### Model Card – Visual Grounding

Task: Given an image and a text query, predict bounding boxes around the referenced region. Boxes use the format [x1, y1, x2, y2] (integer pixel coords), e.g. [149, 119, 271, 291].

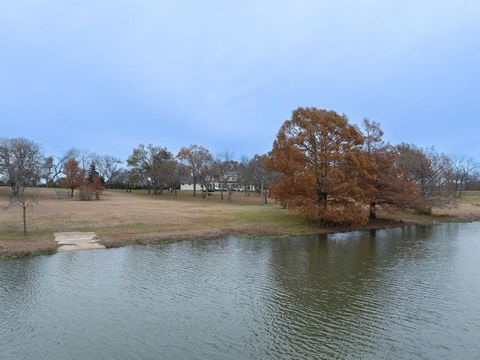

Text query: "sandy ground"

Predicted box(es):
[54, 232, 105, 251]
[1, 187, 479, 257]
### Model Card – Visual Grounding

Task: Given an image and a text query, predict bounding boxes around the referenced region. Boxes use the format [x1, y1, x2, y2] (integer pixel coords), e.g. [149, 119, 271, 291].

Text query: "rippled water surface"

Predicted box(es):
[1, 223, 480, 359]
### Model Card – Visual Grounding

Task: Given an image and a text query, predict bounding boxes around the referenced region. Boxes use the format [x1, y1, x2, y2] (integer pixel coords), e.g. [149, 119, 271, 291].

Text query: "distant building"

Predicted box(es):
[180, 171, 255, 192]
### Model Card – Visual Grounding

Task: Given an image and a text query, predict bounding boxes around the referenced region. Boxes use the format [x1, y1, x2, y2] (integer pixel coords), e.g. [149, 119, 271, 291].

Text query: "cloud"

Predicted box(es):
[0, 0, 478, 158]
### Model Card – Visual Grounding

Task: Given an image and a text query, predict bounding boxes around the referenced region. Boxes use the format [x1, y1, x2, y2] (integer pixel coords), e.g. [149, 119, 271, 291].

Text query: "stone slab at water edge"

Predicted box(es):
[54, 232, 105, 251]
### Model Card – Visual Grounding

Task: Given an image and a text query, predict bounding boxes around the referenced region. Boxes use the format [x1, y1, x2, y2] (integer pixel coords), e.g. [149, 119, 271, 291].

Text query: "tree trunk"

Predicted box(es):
[22, 204, 27, 236]
[193, 178, 197, 197]
[220, 186, 224, 200]
[11, 184, 19, 196]
[316, 181, 327, 218]
[369, 202, 377, 219]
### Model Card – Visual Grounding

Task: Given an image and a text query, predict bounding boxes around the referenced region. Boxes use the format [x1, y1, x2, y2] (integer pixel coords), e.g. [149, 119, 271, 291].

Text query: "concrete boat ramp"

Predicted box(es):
[54, 232, 105, 252]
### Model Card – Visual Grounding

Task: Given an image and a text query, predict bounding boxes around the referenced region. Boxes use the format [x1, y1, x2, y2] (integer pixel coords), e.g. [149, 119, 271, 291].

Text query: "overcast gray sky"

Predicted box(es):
[1, 0, 479, 160]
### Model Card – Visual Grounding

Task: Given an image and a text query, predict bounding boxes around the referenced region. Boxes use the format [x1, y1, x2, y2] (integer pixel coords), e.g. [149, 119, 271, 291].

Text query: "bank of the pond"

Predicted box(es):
[1, 216, 476, 259]
[99, 218, 408, 248]
[1, 188, 480, 258]
[0, 233, 58, 258]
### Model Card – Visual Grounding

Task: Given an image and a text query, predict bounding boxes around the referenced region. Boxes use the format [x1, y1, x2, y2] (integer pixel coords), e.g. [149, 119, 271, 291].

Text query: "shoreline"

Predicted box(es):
[1, 215, 478, 259]
[2, 188, 479, 259]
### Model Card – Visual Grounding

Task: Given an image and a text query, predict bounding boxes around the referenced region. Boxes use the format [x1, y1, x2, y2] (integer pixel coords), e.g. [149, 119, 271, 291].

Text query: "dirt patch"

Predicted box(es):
[54, 232, 106, 251]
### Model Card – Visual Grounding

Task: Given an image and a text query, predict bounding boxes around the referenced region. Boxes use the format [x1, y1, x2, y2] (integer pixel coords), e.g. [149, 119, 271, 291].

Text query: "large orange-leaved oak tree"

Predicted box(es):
[266, 107, 375, 225]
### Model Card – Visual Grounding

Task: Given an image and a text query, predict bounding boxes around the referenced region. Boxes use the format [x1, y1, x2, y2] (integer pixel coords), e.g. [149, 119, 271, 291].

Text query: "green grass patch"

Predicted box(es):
[233, 205, 315, 233]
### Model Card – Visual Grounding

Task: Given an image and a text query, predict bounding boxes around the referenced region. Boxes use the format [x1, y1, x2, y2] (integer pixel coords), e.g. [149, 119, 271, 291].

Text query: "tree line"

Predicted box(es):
[33, 144, 276, 203]
[1, 106, 479, 231]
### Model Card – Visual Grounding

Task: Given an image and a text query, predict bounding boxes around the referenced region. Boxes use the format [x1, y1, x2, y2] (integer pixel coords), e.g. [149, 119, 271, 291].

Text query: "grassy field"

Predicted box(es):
[1, 187, 480, 257]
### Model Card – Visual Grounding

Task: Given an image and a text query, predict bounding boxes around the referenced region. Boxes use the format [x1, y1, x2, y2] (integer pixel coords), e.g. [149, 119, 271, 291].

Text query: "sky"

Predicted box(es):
[0, 0, 479, 161]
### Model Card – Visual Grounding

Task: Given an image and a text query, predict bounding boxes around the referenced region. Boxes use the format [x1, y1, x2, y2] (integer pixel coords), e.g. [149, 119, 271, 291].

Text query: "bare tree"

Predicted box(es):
[175, 163, 191, 196]
[79, 152, 95, 172]
[215, 151, 236, 201]
[197, 152, 216, 199]
[41, 148, 80, 186]
[41, 156, 56, 186]
[465, 171, 480, 191]
[237, 156, 253, 196]
[127, 145, 154, 193]
[0, 138, 43, 196]
[96, 155, 123, 188]
[449, 155, 479, 198]
[108, 168, 130, 191]
[395, 144, 450, 198]
[249, 154, 276, 205]
[0, 138, 43, 236]
[127, 144, 176, 194]
[125, 168, 143, 192]
[164, 158, 181, 196]
[3, 190, 38, 236]
[178, 145, 214, 198]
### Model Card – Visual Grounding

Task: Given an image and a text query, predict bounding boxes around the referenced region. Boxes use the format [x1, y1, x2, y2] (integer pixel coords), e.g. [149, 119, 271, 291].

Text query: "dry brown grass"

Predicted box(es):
[1, 186, 479, 257]
[0, 187, 309, 256]
[379, 192, 480, 224]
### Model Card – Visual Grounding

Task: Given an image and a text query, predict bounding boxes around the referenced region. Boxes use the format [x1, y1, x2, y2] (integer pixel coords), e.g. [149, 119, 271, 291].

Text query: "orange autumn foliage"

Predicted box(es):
[61, 159, 83, 197]
[266, 108, 375, 225]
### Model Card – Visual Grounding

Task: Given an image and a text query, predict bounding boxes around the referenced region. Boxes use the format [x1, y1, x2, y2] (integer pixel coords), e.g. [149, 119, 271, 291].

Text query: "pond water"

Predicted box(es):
[1, 223, 480, 359]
